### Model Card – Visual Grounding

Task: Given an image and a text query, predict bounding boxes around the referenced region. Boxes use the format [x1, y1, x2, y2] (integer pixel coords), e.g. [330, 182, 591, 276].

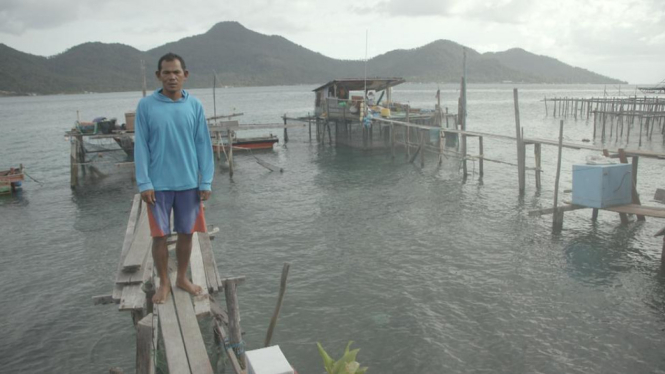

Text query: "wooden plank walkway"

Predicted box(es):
[101, 194, 225, 374]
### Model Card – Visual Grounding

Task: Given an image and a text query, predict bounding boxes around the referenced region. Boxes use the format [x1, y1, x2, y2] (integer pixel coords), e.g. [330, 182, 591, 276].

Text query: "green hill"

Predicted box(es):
[0, 21, 626, 96]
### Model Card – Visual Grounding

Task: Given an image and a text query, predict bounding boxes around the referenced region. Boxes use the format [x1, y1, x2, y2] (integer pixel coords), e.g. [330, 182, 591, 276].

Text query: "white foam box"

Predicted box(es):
[246, 345, 294, 374]
[572, 163, 632, 208]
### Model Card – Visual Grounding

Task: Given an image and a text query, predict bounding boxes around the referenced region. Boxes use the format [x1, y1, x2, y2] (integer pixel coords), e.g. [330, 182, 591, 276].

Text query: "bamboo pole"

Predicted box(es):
[264, 263, 291, 347]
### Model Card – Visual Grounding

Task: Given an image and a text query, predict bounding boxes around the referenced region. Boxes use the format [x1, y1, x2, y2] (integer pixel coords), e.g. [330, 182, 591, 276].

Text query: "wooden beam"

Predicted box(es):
[122, 205, 151, 272]
[190, 233, 211, 317]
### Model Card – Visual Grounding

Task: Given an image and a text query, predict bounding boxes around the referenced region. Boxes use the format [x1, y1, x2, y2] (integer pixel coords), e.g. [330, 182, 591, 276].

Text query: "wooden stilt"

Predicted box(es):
[283, 115, 289, 143]
[420, 130, 425, 168]
[592, 208, 599, 221]
[514, 89, 525, 195]
[228, 129, 234, 177]
[553, 120, 565, 231]
[631, 155, 645, 221]
[479, 136, 484, 177]
[391, 124, 395, 159]
[534, 142, 541, 189]
[223, 277, 246, 369]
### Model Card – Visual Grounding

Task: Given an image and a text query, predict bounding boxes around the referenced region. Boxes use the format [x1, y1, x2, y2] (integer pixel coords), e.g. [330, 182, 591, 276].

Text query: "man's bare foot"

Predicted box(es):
[176, 277, 203, 296]
[152, 280, 171, 304]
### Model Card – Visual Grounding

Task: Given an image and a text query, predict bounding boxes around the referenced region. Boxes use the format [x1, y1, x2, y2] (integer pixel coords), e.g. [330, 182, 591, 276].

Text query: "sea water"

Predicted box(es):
[1, 84, 665, 373]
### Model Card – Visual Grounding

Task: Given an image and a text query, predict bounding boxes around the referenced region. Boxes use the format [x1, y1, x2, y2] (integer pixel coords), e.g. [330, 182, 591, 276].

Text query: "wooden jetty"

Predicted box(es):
[94, 194, 249, 374]
[543, 96, 665, 145]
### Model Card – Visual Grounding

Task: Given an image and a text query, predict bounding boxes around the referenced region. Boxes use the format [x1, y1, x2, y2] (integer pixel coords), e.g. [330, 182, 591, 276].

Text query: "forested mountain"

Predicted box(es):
[0, 21, 625, 96]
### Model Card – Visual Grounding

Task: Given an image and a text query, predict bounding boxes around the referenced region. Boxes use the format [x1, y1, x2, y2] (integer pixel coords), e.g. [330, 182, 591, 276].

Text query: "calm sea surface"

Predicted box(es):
[1, 84, 665, 374]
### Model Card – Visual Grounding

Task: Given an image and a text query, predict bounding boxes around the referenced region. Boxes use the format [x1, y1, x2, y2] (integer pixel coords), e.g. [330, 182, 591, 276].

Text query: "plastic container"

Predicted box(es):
[380, 107, 391, 117]
[572, 163, 632, 208]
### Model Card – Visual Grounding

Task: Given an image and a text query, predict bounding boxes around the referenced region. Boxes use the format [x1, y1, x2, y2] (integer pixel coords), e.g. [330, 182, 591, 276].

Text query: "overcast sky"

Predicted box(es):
[1, 0, 663, 84]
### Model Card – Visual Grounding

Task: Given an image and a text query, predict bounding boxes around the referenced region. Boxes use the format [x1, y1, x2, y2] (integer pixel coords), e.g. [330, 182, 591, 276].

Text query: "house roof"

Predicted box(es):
[313, 78, 406, 93]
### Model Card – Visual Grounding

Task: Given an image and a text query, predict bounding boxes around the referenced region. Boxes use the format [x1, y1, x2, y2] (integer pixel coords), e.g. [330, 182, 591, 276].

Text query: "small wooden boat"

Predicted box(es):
[0, 165, 25, 194]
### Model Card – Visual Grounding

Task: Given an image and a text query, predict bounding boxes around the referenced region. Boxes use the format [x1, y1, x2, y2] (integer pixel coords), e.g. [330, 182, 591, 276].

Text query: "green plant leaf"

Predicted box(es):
[356, 366, 369, 374]
[317, 342, 335, 373]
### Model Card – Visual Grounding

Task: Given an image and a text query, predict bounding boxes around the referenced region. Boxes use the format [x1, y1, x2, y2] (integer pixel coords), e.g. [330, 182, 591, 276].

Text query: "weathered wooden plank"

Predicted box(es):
[157, 286, 191, 374]
[136, 313, 154, 374]
[113, 195, 142, 301]
[198, 232, 220, 293]
[190, 233, 211, 317]
[604, 204, 665, 218]
[528, 204, 589, 217]
[172, 280, 214, 374]
[119, 284, 145, 311]
[123, 204, 151, 271]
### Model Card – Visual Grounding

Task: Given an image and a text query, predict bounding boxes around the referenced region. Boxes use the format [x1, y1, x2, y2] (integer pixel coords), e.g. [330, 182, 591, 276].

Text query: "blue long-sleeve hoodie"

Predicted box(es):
[134, 89, 214, 192]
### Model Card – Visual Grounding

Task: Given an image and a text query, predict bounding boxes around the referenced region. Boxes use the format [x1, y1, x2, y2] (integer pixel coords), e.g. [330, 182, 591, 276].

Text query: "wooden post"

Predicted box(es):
[631, 155, 645, 221]
[264, 263, 291, 347]
[224, 278, 246, 368]
[615, 149, 632, 223]
[461, 133, 467, 176]
[391, 124, 395, 159]
[553, 120, 565, 231]
[216, 131, 221, 161]
[479, 136, 484, 177]
[136, 313, 154, 374]
[327, 122, 332, 145]
[228, 129, 234, 177]
[553, 99, 557, 117]
[316, 117, 320, 142]
[308, 113, 312, 141]
[420, 130, 425, 168]
[592, 208, 599, 221]
[405, 123, 410, 159]
[534, 142, 541, 189]
[514, 89, 525, 195]
[70, 135, 79, 188]
[544, 96, 548, 117]
[283, 115, 289, 143]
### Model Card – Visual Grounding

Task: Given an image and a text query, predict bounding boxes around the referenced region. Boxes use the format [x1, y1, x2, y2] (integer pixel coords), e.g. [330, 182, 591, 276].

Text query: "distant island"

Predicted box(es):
[0, 21, 626, 96]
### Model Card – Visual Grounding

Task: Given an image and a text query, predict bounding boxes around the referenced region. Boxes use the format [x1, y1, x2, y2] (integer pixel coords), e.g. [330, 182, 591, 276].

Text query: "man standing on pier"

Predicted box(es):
[134, 52, 214, 304]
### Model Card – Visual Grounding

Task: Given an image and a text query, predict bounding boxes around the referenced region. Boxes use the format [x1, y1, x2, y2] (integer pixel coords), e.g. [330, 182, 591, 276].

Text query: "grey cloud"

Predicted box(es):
[353, 0, 453, 17]
[0, 0, 82, 34]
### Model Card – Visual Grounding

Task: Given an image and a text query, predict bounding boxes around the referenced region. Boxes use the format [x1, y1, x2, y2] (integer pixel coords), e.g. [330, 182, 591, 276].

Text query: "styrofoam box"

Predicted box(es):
[246, 345, 294, 374]
[572, 163, 632, 208]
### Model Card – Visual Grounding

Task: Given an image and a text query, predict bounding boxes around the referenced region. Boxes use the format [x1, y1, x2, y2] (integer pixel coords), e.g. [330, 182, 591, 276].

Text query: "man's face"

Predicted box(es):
[156, 59, 188, 95]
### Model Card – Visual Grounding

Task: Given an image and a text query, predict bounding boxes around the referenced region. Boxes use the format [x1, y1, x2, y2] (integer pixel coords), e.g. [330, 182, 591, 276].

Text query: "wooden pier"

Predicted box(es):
[543, 96, 665, 144]
[94, 195, 249, 374]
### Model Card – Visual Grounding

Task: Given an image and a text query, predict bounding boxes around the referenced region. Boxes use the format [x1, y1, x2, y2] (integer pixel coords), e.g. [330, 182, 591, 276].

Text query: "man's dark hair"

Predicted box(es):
[157, 52, 186, 71]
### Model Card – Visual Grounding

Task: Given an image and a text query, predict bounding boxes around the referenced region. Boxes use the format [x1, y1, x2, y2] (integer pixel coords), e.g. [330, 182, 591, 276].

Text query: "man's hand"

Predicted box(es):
[141, 190, 156, 205]
[199, 190, 211, 201]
